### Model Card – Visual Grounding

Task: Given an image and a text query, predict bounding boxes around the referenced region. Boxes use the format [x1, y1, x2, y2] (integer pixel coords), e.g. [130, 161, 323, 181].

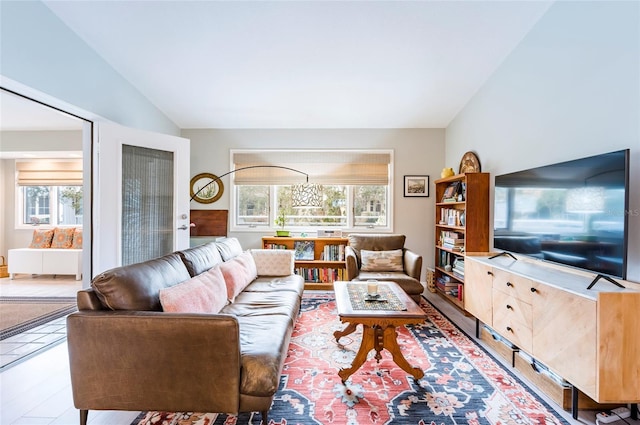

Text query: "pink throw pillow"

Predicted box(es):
[159, 266, 228, 313]
[51, 227, 76, 248]
[29, 229, 55, 248]
[220, 252, 257, 302]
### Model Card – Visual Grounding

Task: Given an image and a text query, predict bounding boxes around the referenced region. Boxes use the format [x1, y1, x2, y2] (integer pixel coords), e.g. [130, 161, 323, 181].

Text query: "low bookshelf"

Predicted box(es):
[262, 236, 348, 290]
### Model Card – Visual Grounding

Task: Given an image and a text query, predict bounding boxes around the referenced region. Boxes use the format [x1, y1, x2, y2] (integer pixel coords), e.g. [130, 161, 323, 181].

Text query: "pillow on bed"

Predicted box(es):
[29, 229, 55, 249]
[360, 249, 404, 272]
[159, 266, 228, 313]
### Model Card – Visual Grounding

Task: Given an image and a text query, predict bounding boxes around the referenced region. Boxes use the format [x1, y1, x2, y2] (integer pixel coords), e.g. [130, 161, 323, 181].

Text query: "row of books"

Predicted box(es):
[320, 244, 346, 261]
[264, 243, 288, 250]
[295, 267, 346, 283]
[452, 258, 465, 280]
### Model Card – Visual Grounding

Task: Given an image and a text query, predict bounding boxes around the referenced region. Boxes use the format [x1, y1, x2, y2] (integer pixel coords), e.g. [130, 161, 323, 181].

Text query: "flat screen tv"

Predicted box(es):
[493, 149, 629, 279]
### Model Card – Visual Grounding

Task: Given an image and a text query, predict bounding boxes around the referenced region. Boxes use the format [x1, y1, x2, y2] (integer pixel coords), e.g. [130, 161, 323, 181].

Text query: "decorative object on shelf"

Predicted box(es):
[441, 181, 461, 202]
[294, 240, 315, 260]
[459, 151, 481, 173]
[190, 173, 224, 204]
[440, 167, 455, 178]
[404, 175, 429, 197]
[274, 209, 290, 237]
[190, 165, 322, 208]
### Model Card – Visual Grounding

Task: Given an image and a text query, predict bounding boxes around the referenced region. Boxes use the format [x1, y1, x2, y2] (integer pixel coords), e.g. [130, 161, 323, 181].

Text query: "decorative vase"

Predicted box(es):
[441, 167, 455, 178]
[276, 230, 290, 237]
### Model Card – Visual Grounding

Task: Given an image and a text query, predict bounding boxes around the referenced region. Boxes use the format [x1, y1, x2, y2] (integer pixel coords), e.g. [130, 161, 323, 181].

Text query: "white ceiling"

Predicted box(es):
[19, 1, 554, 130]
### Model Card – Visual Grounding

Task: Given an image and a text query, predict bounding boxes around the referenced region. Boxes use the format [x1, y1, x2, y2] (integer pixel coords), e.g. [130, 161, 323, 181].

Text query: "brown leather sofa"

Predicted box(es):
[66, 238, 303, 425]
[346, 234, 424, 303]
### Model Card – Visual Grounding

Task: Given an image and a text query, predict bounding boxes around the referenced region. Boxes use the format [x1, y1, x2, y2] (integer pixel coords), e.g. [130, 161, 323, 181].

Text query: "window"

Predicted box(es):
[20, 185, 83, 226]
[16, 159, 83, 228]
[231, 150, 392, 231]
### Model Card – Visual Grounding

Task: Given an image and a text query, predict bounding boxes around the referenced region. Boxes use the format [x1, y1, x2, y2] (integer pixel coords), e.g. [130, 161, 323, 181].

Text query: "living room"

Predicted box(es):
[1, 1, 638, 424]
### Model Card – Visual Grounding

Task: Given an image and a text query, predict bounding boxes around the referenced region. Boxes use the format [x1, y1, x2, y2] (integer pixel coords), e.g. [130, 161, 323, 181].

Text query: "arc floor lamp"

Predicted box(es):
[190, 165, 323, 208]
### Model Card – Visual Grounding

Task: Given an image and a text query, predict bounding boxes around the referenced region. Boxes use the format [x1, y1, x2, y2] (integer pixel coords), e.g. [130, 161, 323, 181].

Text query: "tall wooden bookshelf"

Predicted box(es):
[433, 173, 489, 310]
[261, 236, 349, 290]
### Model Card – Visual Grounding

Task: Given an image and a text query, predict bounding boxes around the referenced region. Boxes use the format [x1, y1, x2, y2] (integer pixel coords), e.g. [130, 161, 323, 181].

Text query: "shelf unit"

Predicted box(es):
[433, 172, 489, 310]
[261, 236, 349, 290]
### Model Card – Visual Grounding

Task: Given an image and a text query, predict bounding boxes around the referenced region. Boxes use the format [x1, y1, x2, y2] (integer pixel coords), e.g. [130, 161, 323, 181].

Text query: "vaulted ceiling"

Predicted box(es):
[8, 1, 554, 130]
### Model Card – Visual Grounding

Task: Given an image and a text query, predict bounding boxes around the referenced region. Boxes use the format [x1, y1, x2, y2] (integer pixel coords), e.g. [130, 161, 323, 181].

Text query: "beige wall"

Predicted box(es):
[183, 128, 445, 280]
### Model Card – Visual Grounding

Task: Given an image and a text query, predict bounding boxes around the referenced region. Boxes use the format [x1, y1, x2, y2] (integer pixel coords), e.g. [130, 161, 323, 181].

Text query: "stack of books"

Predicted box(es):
[452, 258, 465, 280]
[443, 236, 464, 251]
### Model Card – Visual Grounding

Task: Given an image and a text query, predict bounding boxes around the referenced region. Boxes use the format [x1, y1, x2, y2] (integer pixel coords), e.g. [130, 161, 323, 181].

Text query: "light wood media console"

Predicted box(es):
[465, 254, 639, 419]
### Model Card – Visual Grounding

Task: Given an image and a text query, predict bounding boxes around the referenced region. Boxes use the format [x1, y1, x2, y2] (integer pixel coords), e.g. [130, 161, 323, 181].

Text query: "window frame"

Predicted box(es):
[15, 185, 83, 230]
[230, 149, 394, 233]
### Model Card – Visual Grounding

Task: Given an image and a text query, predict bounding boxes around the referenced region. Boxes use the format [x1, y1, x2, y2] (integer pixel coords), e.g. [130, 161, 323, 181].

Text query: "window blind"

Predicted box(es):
[232, 150, 391, 185]
[16, 159, 83, 186]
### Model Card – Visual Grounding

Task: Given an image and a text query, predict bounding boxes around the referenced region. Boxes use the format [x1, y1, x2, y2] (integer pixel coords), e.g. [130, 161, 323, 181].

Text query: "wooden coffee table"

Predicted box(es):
[333, 281, 427, 382]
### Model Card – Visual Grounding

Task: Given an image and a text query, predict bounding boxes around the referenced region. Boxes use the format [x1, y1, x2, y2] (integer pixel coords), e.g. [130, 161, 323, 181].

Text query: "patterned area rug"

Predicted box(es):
[133, 293, 568, 425]
[0, 296, 76, 340]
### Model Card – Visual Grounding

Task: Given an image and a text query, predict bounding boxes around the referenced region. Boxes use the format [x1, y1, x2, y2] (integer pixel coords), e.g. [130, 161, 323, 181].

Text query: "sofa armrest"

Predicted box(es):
[403, 248, 422, 281]
[345, 246, 359, 280]
[67, 311, 242, 413]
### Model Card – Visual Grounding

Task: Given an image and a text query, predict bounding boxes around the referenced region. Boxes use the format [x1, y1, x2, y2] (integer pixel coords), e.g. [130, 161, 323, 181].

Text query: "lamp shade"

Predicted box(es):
[292, 183, 323, 208]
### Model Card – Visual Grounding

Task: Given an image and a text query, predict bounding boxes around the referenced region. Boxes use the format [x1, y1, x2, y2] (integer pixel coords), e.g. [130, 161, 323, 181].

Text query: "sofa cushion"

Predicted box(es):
[348, 234, 406, 266]
[159, 266, 228, 313]
[50, 227, 76, 248]
[221, 291, 301, 325]
[91, 253, 191, 311]
[235, 314, 293, 397]
[360, 249, 404, 272]
[216, 237, 243, 261]
[250, 249, 295, 276]
[220, 252, 257, 302]
[71, 229, 83, 249]
[243, 275, 305, 296]
[29, 229, 54, 248]
[179, 242, 223, 277]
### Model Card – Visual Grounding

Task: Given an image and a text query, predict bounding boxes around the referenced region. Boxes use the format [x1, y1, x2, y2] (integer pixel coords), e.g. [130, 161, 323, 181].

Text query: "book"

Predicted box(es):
[294, 240, 315, 260]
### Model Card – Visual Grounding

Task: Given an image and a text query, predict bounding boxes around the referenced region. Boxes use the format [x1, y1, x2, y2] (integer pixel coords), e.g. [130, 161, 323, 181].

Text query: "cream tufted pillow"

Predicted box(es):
[360, 249, 404, 272]
[250, 249, 295, 276]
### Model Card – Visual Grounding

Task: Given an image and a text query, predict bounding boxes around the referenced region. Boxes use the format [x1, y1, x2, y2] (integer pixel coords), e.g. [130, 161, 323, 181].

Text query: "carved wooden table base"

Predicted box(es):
[334, 321, 424, 382]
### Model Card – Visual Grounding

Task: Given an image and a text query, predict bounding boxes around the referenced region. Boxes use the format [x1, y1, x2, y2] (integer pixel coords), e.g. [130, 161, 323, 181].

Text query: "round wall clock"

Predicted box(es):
[190, 173, 224, 204]
[459, 151, 481, 174]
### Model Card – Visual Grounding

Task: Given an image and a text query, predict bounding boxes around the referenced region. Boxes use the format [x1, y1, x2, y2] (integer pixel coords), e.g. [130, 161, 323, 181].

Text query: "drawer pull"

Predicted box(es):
[506, 326, 513, 332]
[506, 304, 513, 310]
[506, 282, 513, 287]
[530, 287, 537, 293]
[487, 271, 493, 276]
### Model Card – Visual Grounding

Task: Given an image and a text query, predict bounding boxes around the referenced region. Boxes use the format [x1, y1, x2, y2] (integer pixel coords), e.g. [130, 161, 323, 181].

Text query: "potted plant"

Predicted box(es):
[274, 210, 290, 237]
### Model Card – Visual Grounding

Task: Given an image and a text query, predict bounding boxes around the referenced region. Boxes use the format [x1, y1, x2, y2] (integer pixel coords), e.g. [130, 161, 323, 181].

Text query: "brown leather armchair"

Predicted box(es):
[345, 234, 424, 303]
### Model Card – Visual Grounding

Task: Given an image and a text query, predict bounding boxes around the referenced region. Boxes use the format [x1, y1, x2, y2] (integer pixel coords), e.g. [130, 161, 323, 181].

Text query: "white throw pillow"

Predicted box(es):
[250, 249, 295, 276]
[360, 249, 404, 272]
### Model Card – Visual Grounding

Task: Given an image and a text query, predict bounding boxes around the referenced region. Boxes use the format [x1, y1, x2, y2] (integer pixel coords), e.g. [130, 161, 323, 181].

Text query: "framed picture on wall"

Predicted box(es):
[404, 175, 429, 197]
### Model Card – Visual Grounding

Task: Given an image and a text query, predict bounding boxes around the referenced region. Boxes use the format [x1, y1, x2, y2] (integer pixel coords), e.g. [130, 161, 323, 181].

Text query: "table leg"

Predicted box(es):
[334, 322, 358, 343]
[338, 325, 376, 383]
[382, 325, 424, 380]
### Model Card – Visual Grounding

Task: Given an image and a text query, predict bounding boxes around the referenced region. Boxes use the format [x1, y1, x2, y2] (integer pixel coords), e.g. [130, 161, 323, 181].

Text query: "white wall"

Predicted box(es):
[183, 128, 445, 279]
[0, 1, 178, 136]
[447, 1, 640, 282]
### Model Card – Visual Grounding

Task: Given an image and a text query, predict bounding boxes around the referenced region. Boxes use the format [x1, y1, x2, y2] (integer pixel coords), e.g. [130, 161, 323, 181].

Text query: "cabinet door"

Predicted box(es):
[464, 258, 493, 325]
[532, 282, 596, 399]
